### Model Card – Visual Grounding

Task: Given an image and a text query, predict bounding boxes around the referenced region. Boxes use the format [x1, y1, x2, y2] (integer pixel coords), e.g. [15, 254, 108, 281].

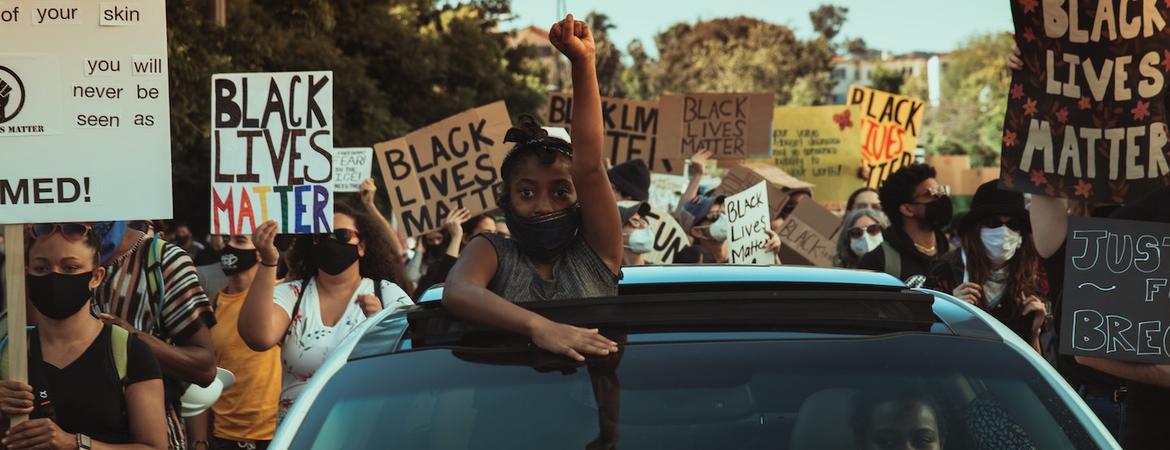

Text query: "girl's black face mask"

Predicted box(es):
[504, 204, 582, 263]
[27, 272, 93, 320]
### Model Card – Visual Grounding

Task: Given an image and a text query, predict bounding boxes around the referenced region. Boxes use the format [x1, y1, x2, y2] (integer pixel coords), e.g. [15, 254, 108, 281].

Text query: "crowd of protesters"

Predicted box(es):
[1, 15, 1169, 450]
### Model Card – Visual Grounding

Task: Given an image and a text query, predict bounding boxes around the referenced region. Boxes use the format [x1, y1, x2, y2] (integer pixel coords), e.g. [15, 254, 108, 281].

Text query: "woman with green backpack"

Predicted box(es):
[0, 223, 167, 449]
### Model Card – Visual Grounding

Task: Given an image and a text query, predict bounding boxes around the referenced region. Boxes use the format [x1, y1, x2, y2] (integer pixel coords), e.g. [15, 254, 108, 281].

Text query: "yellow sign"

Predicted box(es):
[847, 85, 925, 188]
[756, 105, 864, 207]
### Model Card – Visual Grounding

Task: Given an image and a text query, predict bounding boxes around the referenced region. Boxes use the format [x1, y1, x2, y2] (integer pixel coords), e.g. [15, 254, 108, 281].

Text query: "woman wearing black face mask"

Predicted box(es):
[443, 14, 622, 362]
[238, 204, 414, 420]
[0, 224, 167, 449]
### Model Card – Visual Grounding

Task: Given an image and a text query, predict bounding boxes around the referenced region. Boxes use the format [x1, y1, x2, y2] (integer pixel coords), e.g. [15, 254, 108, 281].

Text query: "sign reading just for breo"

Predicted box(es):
[1001, 0, 1170, 203]
[1061, 217, 1170, 364]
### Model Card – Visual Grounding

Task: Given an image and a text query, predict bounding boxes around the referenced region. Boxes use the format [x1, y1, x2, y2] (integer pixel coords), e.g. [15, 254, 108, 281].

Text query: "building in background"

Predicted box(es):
[829, 52, 950, 104]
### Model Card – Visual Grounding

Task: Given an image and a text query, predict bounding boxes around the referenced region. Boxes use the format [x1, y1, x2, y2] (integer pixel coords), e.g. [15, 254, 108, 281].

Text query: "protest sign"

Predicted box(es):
[643, 204, 688, 265]
[545, 92, 681, 174]
[374, 102, 512, 237]
[210, 71, 334, 235]
[765, 105, 864, 207]
[711, 163, 809, 218]
[775, 200, 841, 267]
[1000, 1, 1170, 203]
[0, 2, 172, 223]
[1061, 217, 1170, 363]
[847, 85, 925, 188]
[333, 148, 374, 193]
[658, 93, 775, 160]
[725, 181, 771, 264]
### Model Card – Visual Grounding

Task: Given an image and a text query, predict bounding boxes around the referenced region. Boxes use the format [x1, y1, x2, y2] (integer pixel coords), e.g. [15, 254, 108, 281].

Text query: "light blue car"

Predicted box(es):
[270, 265, 1120, 450]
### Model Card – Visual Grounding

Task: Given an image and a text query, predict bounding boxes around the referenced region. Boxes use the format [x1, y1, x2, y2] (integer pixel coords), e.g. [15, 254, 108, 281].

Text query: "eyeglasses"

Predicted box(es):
[312, 228, 360, 244]
[981, 216, 1026, 231]
[847, 224, 884, 239]
[627, 216, 649, 229]
[29, 223, 92, 242]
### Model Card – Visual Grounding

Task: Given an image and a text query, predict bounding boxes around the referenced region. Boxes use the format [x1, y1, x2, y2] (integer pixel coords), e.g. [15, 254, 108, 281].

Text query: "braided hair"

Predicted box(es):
[498, 115, 574, 208]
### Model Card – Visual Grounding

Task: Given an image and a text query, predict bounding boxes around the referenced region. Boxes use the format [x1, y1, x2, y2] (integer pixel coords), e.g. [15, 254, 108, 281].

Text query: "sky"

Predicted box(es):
[498, 0, 1012, 57]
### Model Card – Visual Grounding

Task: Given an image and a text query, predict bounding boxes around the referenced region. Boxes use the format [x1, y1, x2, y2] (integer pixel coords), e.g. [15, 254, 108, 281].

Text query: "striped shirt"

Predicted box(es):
[95, 234, 216, 341]
[94, 233, 215, 450]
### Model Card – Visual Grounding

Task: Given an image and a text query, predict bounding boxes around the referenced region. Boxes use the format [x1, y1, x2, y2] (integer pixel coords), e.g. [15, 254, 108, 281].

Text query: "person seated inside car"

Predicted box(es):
[852, 390, 945, 450]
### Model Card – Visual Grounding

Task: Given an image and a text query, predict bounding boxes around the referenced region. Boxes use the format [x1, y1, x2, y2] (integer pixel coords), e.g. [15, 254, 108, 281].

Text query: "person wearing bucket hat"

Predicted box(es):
[618, 201, 653, 266]
[608, 159, 650, 202]
[680, 194, 729, 263]
[0, 224, 166, 449]
[927, 181, 1046, 352]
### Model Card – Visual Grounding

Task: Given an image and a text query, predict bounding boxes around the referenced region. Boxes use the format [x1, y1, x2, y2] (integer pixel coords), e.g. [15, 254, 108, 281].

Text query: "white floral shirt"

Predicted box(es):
[273, 278, 412, 418]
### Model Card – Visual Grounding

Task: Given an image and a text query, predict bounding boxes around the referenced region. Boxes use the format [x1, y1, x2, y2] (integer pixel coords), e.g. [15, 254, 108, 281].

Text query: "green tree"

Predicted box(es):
[808, 4, 848, 41]
[867, 65, 905, 94]
[921, 32, 1014, 167]
[165, 0, 545, 234]
[621, 39, 654, 100]
[586, 12, 626, 97]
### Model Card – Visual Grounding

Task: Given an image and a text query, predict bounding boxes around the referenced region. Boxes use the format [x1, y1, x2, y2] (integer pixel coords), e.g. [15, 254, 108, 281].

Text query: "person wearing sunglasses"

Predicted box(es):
[927, 181, 1046, 352]
[443, 15, 622, 362]
[0, 224, 167, 450]
[239, 203, 414, 420]
[834, 208, 890, 269]
[858, 164, 954, 287]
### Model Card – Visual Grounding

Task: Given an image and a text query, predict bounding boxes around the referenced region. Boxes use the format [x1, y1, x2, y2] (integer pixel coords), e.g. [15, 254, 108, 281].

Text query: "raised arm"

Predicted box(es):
[238, 220, 291, 351]
[550, 14, 622, 275]
[442, 238, 618, 361]
[676, 149, 712, 213]
[361, 178, 405, 259]
[1029, 195, 1068, 258]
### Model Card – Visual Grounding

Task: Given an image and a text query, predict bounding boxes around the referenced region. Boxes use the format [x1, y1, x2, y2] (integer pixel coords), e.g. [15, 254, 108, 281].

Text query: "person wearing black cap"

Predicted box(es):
[679, 194, 728, 263]
[618, 201, 653, 266]
[928, 181, 1047, 351]
[857, 163, 953, 287]
[608, 159, 650, 202]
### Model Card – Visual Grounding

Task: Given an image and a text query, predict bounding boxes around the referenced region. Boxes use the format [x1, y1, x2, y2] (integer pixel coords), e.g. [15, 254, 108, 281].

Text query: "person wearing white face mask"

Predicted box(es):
[618, 201, 654, 266]
[929, 181, 1048, 352]
[834, 208, 891, 269]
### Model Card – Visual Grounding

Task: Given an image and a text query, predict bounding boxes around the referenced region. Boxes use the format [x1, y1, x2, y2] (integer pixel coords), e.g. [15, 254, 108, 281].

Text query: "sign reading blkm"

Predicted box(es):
[1062, 217, 1170, 364]
[210, 71, 335, 235]
[0, 2, 172, 223]
[544, 93, 680, 174]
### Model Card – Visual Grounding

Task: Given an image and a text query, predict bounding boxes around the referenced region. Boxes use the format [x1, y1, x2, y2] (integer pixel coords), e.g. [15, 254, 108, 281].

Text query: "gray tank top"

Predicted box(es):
[482, 233, 619, 303]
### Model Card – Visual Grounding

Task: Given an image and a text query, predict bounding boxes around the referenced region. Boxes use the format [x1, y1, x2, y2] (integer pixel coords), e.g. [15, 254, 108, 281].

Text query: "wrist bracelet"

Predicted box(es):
[261, 260, 279, 267]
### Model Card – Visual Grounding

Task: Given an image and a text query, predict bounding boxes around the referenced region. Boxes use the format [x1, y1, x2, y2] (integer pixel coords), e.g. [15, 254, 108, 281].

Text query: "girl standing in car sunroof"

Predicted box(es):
[443, 14, 621, 361]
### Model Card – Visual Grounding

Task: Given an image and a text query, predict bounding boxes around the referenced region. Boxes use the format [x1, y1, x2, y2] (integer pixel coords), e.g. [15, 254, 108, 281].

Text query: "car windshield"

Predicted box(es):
[289, 334, 1101, 450]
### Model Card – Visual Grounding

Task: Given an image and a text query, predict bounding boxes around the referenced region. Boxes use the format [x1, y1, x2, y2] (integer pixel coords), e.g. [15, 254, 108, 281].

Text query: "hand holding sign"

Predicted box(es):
[549, 14, 594, 63]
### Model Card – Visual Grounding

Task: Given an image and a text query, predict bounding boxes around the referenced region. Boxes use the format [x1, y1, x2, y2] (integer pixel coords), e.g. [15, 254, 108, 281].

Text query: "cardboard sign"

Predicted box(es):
[210, 71, 334, 235]
[775, 200, 841, 267]
[545, 93, 681, 175]
[333, 148, 374, 193]
[0, 2, 172, 223]
[847, 85, 925, 188]
[765, 105, 864, 206]
[374, 102, 512, 237]
[711, 163, 810, 218]
[725, 181, 771, 264]
[643, 204, 688, 265]
[1000, 1, 1170, 203]
[658, 93, 775, 160]
[1061, 217, 1170, 363]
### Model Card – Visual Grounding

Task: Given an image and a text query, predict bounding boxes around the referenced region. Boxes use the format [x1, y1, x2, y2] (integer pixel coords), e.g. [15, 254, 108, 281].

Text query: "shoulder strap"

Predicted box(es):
[110, 325, 129, 383]
[373, 279, 385, 304]
[144, 238, 167, 336]
[283, 278, 311, 340]
[882, 241, 902, 280]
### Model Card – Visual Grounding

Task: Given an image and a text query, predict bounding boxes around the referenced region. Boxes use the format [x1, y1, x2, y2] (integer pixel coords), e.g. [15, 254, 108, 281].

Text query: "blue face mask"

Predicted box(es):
[91, 221, 130, 264]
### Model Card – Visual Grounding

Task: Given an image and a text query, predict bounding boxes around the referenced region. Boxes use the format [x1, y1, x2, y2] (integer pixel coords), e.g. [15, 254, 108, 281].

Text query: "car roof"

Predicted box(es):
[354, 265, 1001, 361]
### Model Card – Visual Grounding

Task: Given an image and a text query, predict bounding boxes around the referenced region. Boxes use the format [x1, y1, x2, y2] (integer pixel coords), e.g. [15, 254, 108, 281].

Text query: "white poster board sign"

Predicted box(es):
[0, 2, 172, 223]
[210, 71, 334, 235]
[725, 180, 770, 265]
[333, 147, 373, 193]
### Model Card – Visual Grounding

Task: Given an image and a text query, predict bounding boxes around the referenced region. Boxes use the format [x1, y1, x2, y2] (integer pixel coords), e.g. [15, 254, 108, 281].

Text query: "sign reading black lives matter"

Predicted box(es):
[1061, 217, 1170, 364]
[374, 102, 512, 237]
[0, 2, 171, 223]
[211, 71, 334, 235]
[1001, 0, 1170, 203]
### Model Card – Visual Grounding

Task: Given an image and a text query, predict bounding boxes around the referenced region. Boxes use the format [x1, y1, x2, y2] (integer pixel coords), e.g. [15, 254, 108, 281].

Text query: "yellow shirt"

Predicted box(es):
[210, 288, 281, 441]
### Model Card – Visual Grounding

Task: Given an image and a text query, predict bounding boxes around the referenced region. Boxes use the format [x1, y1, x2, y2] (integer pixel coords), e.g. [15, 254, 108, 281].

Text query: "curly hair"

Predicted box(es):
[497, 115, 574, 209]
[878, 163, 937, 227]
[286, 202, 414, 294]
